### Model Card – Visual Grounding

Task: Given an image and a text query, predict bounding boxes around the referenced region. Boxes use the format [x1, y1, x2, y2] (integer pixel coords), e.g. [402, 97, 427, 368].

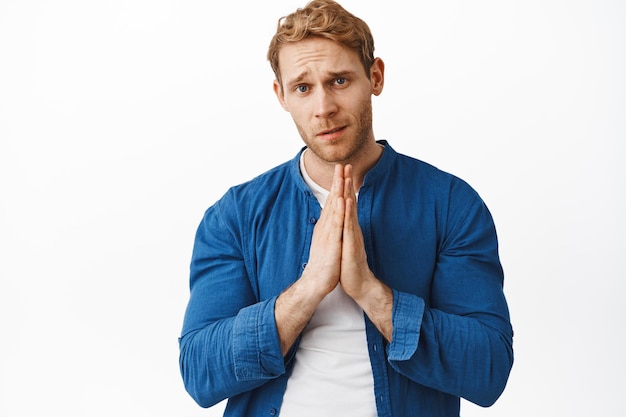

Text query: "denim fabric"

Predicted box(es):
[179, 141, 513, 417]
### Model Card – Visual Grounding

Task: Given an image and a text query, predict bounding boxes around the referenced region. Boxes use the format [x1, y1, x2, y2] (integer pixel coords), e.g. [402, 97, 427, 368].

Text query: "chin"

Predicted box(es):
[313, 146, 359, 165]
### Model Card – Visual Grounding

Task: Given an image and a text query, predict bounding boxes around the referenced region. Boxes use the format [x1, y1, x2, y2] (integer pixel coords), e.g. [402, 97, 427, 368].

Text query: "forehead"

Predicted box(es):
[278, 37, 364, 82]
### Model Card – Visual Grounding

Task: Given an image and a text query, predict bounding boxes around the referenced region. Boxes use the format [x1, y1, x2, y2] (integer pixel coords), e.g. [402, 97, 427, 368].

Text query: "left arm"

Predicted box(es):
[341, 169, 513, 407]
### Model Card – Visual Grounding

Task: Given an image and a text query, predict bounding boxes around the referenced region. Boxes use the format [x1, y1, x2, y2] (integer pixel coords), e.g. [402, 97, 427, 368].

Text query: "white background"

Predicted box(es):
[1, 1, 624, 416]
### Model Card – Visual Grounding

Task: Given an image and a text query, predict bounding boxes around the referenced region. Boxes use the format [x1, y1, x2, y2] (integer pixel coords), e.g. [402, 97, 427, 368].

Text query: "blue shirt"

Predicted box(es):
[179, 141, 513, 417]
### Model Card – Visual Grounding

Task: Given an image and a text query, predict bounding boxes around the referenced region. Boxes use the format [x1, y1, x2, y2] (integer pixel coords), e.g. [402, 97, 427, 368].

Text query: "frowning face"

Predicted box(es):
[274, 37, 384, 167]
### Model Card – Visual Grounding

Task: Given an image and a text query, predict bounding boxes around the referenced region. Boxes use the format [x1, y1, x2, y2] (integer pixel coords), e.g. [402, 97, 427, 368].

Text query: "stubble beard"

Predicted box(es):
[297, 100, 374, 166]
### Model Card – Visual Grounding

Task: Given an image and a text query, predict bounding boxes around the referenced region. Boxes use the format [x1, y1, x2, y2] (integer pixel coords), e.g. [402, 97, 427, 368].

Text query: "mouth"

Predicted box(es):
[317, 126, 346, 139]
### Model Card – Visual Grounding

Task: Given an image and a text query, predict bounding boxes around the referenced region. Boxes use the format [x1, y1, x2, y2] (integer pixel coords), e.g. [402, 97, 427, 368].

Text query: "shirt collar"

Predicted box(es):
[289, 140, 396, 194]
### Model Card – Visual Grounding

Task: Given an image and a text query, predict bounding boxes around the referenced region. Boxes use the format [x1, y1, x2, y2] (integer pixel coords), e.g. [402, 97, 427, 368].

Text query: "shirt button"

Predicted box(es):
[269, 408, 277, 416]
[308, 217, 317, 224]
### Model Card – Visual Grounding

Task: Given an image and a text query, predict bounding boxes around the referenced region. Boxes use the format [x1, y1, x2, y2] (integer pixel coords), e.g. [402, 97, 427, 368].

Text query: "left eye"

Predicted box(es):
[336, 78, 347, 85]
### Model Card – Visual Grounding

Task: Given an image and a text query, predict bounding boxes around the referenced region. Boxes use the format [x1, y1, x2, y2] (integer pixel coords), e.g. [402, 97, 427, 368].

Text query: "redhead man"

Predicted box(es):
[179, 1, 513, 416]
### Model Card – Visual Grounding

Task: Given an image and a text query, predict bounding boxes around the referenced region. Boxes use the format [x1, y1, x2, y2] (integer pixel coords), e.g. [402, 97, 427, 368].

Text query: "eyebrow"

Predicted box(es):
[285, 72, 309, 89]
[285, 70, 358, 89]
[328, 70, 356, 80]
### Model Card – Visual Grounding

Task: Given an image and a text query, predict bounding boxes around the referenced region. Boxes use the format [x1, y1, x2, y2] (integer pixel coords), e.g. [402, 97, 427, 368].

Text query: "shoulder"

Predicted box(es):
[195, 159, 295, 236]
[391, 151, 480, 202]
[225, 157, 300, 202]
[205, 153, 306, 222]
[392, 152, 497, 242]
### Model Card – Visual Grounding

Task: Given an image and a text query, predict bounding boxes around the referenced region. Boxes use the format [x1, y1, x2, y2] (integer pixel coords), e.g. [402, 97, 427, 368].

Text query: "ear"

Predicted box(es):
[273, 79, 289, 111]
[370, 58, 385, 96]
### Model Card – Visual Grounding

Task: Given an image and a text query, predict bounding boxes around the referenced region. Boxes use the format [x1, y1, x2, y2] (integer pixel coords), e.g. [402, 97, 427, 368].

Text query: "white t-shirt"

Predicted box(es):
[278, 152, 377, 416]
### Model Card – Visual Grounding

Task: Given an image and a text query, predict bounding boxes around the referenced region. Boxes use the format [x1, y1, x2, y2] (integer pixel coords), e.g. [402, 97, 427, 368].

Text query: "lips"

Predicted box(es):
[317, 126, 346, 139]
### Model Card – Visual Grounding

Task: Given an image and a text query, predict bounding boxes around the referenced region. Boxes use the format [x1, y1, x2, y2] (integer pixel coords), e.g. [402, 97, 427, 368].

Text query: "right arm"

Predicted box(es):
[179, 166, 347, 406]
[179, 199, 286, 408]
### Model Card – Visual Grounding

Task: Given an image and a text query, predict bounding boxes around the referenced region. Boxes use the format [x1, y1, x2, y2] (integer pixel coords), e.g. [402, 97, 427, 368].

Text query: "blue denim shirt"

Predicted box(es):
[179, 141, 513, 417]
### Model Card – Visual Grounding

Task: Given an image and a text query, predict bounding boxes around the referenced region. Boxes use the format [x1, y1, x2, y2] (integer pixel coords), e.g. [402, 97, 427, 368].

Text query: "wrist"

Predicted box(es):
[351, 275, 394, 341]
[299, 267, 338, 303]
[343, 270, 378, 304]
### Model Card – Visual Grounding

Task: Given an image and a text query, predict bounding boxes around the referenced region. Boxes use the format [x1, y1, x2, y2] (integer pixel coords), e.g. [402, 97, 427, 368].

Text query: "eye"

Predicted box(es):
[335, 77, 347, 86]
[296, 85, 308, 93]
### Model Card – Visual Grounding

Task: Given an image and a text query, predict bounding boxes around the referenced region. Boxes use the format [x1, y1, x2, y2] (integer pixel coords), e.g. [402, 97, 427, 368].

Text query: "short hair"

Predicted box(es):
[267, 0, 376, 88]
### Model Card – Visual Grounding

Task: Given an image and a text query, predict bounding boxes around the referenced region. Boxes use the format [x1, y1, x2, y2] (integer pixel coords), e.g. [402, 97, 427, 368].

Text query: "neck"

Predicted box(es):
[303, 141, 383, 191]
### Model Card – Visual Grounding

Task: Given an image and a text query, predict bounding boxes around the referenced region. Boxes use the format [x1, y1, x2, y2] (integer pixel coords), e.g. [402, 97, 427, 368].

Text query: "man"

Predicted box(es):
[179, 1, 514, 416]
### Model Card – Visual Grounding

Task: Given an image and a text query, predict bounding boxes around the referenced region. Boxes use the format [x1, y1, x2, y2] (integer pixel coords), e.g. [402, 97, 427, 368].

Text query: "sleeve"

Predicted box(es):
[386, 179, 514, 407]
[178, 194, 286, 408]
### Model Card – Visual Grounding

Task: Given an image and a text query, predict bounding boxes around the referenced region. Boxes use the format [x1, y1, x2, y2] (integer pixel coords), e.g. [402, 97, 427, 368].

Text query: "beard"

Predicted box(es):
[295, 99, 374, 165]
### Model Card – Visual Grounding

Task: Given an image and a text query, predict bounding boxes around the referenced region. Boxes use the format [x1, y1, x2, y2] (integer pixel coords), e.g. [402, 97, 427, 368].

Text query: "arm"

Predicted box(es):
[178, 198, 285, 408]
[180, 165, 350, 405]
[342, 169, 513, 406]
[386, 183, 513, 407]
[275, 164, 348, 355]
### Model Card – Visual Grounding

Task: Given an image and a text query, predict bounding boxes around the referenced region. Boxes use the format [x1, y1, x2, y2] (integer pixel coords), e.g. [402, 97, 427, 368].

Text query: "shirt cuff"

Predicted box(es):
[232, 296, 286, 381]
[386, 289, 425, 361]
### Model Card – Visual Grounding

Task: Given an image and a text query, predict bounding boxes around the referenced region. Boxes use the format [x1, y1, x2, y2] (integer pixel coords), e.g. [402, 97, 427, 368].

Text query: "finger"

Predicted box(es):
[315, 164, 346, 244]
[343, 164, 354, 199]
[342, 165, 363, 251]
[341, 196, 367, 290]
[332, 164, 345, 196]
[344, 196, 355, 234]
[342, 192, 367, 273]
[321, 164, 344, 214]
[343, 191, 359, 257]
[342, 164, 357, 223]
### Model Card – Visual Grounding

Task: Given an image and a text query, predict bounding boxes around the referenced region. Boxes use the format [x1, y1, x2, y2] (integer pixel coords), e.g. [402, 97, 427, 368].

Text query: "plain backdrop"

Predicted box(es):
[1, 1, 624, 416]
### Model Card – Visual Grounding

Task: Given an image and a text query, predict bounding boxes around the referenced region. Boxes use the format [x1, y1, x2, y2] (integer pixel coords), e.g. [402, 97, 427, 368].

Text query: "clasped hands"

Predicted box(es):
[275, 164, 393, 355]
[304, 163, 375, 302]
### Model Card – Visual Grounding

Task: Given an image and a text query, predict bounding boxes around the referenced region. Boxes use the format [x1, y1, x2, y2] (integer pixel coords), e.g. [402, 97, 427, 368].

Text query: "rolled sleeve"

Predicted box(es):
[233, 296, 286, 381]
[386, 289, 425, 361]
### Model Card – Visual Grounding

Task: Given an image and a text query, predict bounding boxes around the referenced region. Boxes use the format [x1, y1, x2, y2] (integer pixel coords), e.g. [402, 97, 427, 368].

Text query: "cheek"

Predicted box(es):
[286, 103, 310, 124]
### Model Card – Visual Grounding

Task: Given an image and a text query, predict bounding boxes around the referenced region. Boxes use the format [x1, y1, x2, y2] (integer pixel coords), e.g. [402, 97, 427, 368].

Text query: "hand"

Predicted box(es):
[301, 163, 346, 297]
[276, 164, 392, 356]
[339, 164, 376, 299]
[274, 164, 346, 355]
[340, 164, 394, 341]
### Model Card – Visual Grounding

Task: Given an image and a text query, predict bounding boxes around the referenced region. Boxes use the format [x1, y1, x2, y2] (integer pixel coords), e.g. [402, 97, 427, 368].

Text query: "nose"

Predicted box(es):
[314, 88, 338, 119]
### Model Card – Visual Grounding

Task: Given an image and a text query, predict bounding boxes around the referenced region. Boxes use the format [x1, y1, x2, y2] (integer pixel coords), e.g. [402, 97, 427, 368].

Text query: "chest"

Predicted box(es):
[248, 192, 438, 303]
